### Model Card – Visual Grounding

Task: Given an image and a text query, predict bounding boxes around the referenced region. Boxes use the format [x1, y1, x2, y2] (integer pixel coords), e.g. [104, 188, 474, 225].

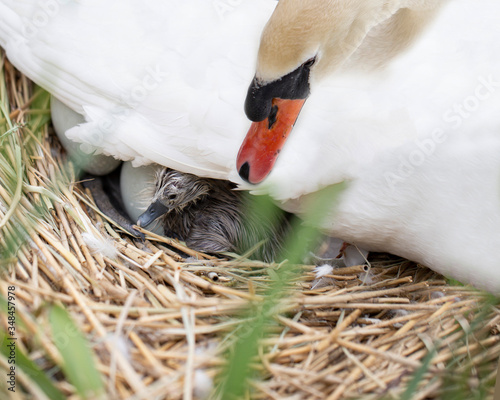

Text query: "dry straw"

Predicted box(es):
[0, 54, 499, 399]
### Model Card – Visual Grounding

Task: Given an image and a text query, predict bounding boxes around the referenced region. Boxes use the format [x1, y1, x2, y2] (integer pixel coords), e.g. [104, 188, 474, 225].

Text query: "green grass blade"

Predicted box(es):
[0, 331, 66, 400]
[0, 144, 23, 230]
[0, 294, 64, 399]
[28, 86, 52, 132]
[400, 344, 437, 400]
[49, 304, 105, 399]
[218, 182, 348, 399]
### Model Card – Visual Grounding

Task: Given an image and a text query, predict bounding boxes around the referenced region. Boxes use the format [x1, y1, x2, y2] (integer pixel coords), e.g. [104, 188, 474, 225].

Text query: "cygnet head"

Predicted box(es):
[137, 169, 211, 228]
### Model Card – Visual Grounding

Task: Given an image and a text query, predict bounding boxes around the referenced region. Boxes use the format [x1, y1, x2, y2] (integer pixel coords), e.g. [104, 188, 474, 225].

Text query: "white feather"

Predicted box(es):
[193, 370, 213, 400]
[81, 232, 118, 259]
[314, 264, 334, 279]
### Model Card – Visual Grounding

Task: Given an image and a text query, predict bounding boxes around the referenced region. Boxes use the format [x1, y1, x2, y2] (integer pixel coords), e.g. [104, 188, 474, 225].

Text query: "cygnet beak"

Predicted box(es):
[137, 200, 169, 228]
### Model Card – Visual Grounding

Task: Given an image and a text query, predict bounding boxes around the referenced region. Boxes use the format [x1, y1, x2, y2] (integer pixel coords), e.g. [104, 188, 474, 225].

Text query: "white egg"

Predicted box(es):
[51, 96, 121, 175]
[52, 97, 163, 235]
[120, 161, 164, 236]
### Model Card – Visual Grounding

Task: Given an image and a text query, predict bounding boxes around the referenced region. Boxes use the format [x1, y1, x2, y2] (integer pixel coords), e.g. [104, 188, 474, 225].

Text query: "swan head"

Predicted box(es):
[137, 169, 211, 228]
[254, 0, 359, 85]
[237, 0, 409, 184]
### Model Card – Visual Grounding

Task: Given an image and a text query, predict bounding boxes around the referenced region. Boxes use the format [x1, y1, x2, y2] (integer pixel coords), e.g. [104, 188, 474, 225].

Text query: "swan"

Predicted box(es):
[1, 0, 500, 292]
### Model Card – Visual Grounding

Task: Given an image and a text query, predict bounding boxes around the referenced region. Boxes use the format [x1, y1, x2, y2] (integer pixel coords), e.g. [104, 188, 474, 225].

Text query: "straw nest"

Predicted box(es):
[1, 55, 499, 400]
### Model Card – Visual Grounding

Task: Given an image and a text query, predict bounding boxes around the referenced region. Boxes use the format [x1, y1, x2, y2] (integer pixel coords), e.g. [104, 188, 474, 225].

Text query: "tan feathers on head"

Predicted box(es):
[256, 0, 446, 84]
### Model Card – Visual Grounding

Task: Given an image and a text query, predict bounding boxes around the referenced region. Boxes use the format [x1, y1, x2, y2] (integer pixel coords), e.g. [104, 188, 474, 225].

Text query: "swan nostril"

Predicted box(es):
[238, 162, 251, 183]
[268, 105, 278, 129]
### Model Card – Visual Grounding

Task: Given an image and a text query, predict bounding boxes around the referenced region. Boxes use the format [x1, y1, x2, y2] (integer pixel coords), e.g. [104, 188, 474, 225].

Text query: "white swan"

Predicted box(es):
[1, 0, 500, 292]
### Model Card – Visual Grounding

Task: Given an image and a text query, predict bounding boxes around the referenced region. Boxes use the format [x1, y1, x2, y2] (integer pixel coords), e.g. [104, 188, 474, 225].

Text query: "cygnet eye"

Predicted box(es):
[167, 193, 177, 200]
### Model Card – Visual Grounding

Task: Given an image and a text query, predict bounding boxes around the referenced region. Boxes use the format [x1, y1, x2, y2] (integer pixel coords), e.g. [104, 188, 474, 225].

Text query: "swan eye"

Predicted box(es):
[303, 57, 316, 68]
[167, 193, 177, 201]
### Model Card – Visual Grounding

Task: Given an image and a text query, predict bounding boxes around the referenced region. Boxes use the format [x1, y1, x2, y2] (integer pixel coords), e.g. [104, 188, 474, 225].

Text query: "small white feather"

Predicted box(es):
[105, 335, 132, 362]
[82, 232, 118, 259]
[314, 264, 334, 279]
[193, 370, 213, 400]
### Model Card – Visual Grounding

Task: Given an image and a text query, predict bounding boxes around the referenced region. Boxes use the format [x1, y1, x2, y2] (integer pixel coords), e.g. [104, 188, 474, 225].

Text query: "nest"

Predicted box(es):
[1, 55, 499, 400]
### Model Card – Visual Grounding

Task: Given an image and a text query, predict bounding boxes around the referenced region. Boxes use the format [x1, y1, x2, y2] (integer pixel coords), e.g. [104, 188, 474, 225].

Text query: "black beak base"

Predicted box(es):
[244, 59, 313, 122]
[137, 200, 169, 228]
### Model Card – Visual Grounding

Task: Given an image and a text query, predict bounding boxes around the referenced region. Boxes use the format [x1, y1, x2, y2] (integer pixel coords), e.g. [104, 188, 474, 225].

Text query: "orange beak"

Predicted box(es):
[236, 98, 306, 184]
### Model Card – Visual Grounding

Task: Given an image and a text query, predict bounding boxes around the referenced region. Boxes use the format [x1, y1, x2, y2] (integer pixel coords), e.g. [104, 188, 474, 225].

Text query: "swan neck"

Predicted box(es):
[256, 0, 443, 83]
